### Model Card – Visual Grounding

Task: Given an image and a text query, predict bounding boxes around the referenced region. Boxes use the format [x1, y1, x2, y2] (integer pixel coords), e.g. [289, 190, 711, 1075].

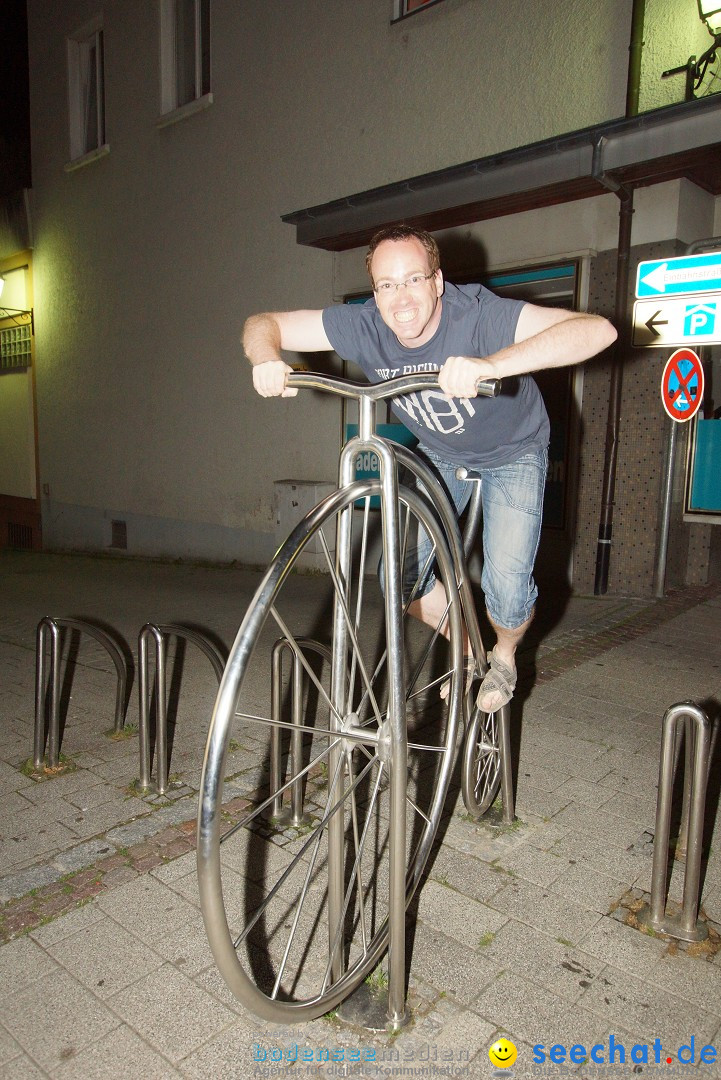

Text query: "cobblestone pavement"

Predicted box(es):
[1, 551, 720, 1079]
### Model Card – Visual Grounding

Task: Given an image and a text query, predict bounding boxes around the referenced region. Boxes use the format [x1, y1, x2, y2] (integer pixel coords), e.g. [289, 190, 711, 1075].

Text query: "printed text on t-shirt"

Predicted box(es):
[375, 365, 476, 437]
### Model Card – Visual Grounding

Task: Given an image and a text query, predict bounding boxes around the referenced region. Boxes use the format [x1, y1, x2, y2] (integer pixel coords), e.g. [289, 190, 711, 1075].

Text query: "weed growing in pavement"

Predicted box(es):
[365, 965, 389, 994]
[19, 754, 77, 781]
[106, 723, 138, 740]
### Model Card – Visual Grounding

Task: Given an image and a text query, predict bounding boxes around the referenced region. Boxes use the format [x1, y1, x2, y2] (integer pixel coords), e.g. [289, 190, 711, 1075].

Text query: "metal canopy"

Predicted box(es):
[282, 95, 721, 251]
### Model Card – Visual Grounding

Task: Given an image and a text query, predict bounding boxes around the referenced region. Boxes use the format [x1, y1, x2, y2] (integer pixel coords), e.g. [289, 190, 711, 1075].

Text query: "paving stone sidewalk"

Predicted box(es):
[1, 552, 721, 1079]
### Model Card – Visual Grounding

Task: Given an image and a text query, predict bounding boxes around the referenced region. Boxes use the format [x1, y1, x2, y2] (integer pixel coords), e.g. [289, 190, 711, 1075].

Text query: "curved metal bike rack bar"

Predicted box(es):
[270, 637, 333, 825]
[637, 701, 711, 942]
[34, 616, 129, 769]
[138, 623, 226, 794]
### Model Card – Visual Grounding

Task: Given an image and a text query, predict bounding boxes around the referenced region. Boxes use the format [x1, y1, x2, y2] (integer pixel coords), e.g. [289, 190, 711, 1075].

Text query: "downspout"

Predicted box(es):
[593, 180, 634, 595]
[625, 0, 646, 117]
[593, 0, 644, 595]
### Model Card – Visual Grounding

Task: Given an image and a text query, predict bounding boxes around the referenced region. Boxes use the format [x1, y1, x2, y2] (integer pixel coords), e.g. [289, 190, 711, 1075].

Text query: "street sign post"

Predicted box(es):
[636, 252, 721, 299]
[660, 348, 705, 423]
[632, 293, 721, 348]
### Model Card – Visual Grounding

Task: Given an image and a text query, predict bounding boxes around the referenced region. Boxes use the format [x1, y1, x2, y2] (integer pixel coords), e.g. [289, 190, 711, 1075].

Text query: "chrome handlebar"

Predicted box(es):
[285, 370, 501, 400]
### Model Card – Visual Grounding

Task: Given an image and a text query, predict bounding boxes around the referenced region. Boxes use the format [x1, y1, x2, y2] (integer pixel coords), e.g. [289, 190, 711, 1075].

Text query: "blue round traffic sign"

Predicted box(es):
[661, 348, 704, 422]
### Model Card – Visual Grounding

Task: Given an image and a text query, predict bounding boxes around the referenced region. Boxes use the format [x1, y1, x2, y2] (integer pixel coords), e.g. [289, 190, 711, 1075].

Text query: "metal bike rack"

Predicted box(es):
[637, 701, 711, 942]
[34, 616, 129, 769]
[269, 637, 333, 825]
[138, 623, 226, 795]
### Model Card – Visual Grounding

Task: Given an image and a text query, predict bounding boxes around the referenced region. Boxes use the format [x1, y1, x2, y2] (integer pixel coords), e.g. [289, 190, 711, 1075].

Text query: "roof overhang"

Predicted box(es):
[282, 95, 721, 251]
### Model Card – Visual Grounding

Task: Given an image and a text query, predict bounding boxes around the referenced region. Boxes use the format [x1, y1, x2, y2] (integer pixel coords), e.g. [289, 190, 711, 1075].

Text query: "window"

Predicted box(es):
[393, 0, 445, 20]
[160, 0, 211, 116]
[67, 17, 106, 162]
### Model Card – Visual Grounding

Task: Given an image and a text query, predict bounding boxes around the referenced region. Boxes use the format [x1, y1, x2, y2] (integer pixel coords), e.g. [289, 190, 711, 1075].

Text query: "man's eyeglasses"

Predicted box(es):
[373, 272, 436, 294]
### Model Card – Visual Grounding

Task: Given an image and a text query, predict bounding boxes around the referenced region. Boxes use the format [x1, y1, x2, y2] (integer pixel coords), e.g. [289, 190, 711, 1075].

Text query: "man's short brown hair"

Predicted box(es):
[365, 225, 440, 284]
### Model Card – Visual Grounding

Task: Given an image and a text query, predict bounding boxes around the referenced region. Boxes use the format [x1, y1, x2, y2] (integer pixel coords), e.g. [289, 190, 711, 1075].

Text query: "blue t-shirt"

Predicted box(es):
[322, 281, 550, 469]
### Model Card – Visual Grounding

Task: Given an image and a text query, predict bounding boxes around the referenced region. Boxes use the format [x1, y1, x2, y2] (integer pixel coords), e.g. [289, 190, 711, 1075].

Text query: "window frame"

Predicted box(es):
[66, 15, 107, 165]
[159, 0, 212, 121]
[392, 0, 446, 22]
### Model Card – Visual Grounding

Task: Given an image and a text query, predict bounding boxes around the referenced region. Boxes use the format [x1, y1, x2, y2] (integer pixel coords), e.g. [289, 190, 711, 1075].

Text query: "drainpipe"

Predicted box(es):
[593, 0, 644, 595]
[626, 0, 645, 116]
[594, 182, 634, 595]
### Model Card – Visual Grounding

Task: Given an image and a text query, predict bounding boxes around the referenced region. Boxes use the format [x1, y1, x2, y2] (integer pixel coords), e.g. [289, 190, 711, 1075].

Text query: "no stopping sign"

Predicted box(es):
[661, 348, 704, 422]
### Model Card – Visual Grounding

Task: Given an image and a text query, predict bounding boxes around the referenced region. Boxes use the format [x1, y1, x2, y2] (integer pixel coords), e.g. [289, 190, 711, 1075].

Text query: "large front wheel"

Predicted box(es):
[197, 481, 464, 1023]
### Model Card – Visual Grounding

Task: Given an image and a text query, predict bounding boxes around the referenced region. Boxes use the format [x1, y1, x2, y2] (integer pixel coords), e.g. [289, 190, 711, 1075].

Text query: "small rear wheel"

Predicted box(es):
[461, 699, 501, 819]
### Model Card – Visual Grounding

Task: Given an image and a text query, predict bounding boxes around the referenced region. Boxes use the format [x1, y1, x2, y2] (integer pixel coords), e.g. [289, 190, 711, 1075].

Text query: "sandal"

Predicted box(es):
[440, 656, 476, 702]
[476, 648, 516, 712]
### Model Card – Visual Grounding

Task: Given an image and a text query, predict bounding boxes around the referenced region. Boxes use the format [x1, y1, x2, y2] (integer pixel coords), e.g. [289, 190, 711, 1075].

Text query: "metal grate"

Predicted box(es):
[8, 522, 34, 549]
[0, 322, 32, 370]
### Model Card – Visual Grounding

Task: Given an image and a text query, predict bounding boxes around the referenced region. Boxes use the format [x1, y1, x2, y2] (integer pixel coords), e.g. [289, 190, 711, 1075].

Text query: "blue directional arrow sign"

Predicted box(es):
[636, 252, 721, 299]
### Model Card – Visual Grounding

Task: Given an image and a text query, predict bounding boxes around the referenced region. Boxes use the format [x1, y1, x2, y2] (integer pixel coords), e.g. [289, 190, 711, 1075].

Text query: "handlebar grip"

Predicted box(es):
[475, 378, 501, 398]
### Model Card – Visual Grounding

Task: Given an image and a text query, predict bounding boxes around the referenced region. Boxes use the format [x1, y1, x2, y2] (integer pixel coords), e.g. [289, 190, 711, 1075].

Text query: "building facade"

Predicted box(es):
[1, 0, 720, 595]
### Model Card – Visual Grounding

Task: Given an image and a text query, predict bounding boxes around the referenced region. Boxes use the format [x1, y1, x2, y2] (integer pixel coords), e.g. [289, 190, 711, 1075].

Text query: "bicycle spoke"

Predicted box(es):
[322, 759, 386, 992]
[270, 777, 338, 1000]
[355, 543, 438, 723]
[270, 607, 342, 726]
[233, 748, 355, 951]
[317, 527, 384, 728]
[219, 737, 342, 845]
[406, 792, 432, 828]
[234, 710, 380, 750]
[342, 750, 373, 955]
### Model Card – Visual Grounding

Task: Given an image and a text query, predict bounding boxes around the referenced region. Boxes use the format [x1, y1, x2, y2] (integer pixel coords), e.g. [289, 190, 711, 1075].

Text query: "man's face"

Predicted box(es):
[370, 238, 443, 348]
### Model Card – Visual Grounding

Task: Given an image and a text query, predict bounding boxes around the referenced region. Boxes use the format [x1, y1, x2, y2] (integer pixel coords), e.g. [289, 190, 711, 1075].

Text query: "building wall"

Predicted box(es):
[574, 181, 719, 597]
[639, 0, 719, 109]
[4, 0, 719, 586]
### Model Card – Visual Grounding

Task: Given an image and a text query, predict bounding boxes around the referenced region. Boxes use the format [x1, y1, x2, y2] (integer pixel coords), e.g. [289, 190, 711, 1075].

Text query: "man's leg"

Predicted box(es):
[477, 607, 533, 711]
[403, 448, 474, 654]
[407, 579, 471, 657]
[476, 447, 548, 713]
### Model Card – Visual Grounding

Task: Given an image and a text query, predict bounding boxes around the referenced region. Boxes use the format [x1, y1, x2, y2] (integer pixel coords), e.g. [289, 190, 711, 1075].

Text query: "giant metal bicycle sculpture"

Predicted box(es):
[197, 371, 513, 1028]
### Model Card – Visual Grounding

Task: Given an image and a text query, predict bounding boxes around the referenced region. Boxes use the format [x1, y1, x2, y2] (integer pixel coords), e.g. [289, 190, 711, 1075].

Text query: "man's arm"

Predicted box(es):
[438, 303, 617, 398]
[243, 310, 333, 397]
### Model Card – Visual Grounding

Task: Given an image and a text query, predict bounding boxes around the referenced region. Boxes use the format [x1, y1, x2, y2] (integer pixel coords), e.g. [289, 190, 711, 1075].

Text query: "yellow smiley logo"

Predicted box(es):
[489, 1038, 518, 1068]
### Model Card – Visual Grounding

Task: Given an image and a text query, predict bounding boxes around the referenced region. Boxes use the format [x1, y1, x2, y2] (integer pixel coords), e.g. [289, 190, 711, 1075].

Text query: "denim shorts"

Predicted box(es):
[396, 444, 548, 630]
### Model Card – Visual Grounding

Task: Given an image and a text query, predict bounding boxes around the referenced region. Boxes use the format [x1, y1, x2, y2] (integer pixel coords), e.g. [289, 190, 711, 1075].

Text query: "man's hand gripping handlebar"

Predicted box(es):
[252, 359, 501, 401]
